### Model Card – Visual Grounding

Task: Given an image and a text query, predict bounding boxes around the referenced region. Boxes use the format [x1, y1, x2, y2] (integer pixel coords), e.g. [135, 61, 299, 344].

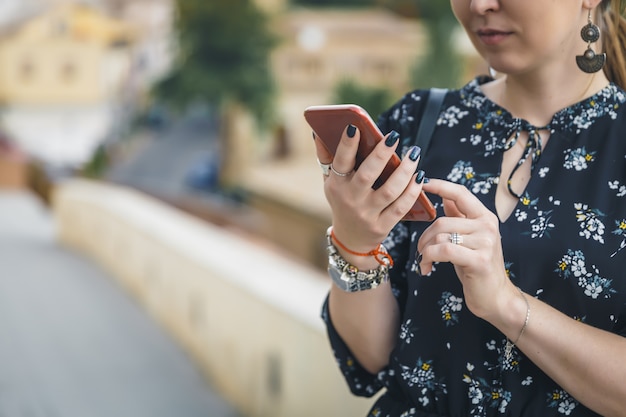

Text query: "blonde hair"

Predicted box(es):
[600, 1, 626, 89]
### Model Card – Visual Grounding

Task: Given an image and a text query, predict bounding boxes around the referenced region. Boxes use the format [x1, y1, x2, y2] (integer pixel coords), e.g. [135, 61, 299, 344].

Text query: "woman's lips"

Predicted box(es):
[476, 29, 512, 46]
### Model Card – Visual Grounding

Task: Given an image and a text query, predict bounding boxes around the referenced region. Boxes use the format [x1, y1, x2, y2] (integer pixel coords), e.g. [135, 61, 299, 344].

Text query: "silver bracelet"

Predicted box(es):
[325, 229, 390, 292]
[504, 287, 530, 361]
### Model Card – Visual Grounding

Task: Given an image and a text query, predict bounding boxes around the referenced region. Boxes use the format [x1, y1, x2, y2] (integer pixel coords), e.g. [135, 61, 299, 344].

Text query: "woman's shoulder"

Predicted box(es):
[376, 76, 489, 139]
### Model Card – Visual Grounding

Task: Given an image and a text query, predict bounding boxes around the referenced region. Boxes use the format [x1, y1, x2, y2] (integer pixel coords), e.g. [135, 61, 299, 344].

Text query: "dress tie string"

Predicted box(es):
[499, 119, 550, 199]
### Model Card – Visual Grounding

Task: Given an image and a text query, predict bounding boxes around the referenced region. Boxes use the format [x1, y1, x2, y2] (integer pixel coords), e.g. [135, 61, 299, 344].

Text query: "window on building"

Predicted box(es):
[61, 61, 77, 83]
[19, 59, 35, 83]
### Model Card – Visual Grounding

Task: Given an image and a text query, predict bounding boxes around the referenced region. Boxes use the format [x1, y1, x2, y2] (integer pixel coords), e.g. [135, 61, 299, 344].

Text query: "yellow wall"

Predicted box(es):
[52, 179, 376, 417]
[0, 39, 106, 104]
[0, 4, 134, 105]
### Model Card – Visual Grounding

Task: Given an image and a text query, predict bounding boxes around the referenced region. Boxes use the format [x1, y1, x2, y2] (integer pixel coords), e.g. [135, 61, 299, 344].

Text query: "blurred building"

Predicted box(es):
[271, 7, 426, 159]
[0, 3, 136, 168]
[103, 0, 175, 99]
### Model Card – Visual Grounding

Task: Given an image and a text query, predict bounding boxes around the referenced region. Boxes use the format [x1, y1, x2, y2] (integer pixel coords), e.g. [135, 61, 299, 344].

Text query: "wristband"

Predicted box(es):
[326, 227, 391, 292]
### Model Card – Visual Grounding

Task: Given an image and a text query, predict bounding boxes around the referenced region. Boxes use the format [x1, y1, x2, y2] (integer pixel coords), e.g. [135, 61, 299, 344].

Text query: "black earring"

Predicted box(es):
[576, 10, 606, 73]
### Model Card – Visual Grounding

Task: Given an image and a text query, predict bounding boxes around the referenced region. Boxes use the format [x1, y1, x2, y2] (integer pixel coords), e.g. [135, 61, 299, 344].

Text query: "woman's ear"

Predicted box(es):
[583, 0, 604, 12]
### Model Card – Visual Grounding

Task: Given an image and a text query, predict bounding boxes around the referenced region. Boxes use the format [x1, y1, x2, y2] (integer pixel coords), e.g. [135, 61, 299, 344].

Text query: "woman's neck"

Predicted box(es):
[483, 69, 610, 127]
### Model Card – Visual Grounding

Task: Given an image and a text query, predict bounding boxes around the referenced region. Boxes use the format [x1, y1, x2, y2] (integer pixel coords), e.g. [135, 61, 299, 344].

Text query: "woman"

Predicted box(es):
[314, 0, 626, 416]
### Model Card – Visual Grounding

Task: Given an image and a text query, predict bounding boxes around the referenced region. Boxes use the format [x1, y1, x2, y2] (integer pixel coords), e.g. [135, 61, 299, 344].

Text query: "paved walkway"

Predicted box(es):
[0, 190, 241, 417]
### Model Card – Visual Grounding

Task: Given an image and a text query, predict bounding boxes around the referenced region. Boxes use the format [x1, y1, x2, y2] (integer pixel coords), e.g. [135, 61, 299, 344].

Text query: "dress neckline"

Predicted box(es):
[458, 76, 623, 198]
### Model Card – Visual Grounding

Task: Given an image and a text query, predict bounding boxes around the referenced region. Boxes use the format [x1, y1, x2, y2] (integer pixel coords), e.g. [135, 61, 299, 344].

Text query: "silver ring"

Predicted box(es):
[330, 164, 353, 177]
[449, 232, 463, 245]
[317, 159, 331, 176]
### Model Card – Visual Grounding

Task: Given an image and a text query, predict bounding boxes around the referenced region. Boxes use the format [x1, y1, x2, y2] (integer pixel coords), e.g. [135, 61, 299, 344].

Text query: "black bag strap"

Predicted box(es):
[413, 87, 448, 154]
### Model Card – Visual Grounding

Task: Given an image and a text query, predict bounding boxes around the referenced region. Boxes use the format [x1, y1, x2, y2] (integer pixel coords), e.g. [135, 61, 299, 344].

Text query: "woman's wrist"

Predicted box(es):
[328, 226, 390, 270]
[482, 283, 531, 343]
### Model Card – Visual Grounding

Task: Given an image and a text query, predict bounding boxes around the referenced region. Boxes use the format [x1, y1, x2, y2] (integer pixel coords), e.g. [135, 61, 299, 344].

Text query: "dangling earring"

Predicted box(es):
[576, 9, 606, 73]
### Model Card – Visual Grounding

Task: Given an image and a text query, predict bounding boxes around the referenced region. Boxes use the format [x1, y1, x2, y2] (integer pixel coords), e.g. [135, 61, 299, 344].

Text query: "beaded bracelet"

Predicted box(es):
[325, 227, 391, 292]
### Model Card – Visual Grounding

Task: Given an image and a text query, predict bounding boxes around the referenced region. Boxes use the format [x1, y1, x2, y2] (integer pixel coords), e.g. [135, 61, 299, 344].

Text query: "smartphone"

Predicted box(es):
[304, 104, 436, 222]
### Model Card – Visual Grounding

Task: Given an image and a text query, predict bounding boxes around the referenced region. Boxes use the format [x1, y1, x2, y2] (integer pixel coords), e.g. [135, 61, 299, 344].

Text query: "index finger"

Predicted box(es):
[313, 132, 334, 164]
[423, 179, 486, 219]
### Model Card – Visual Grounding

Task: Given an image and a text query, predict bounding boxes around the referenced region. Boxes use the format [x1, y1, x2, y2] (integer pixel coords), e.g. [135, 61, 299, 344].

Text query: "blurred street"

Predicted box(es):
[106, 111, 221, 198]
[0, 190, 241, 417]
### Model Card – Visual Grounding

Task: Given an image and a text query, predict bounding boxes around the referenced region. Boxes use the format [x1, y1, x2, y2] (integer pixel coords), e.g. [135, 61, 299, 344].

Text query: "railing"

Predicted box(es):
[52, 178, 374, 417]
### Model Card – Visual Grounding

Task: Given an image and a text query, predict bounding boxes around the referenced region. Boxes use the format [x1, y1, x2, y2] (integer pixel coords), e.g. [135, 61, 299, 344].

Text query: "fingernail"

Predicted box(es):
[409, 146, 422, 162]
[416, 170, 426, 184]
[385, 130, 400, 147]
[416, 252, 423, 276]
[347, 124, 357, 138]
[423, 177, 430, 184]
[312, 131, 316, 140]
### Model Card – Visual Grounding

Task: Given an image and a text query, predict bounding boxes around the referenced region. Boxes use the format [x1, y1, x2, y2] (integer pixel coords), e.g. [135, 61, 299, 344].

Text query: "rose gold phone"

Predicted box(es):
[304, 104, 436, 222]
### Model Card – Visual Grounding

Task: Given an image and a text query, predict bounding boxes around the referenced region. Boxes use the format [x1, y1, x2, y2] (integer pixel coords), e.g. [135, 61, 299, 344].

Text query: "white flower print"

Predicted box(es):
[547, 389, 578, 415]
[447, 164, 464, 182]
[399, 358, 447, 402]
[538, 167, 550, 178]
[400, 407, 418, 417]
[529, 212, 555, 239]
[418, 389, 429, 407]
[439, 106, 469, 127]
[472, 180, 492, 194]
[555, 249, 617, 299]
[569, 256, 588, 278]
[609, 180, 626, 197]
[563, 147, 595, 171]
[610, 219, 626, 257]
[463, 363, 512, 414]
[399, 319, 416, 344]
[574, 203, 606, 243]
[468, 384, 484, 405]
[559, 399, 576, 415]
[515, 209, 528, 222]
[573, 114, 593, 132]
[584, 282, 603, 299]
[438, 292, 463, 326]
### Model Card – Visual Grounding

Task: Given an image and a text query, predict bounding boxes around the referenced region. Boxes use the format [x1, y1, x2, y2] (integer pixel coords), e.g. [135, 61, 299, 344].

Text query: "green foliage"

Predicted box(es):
[291, 0, 374, 7]
[410, 1, 463, 89]
[81, 144, 110, 179]
[333, 79, 394, 119]
[153, 0, 277, 124]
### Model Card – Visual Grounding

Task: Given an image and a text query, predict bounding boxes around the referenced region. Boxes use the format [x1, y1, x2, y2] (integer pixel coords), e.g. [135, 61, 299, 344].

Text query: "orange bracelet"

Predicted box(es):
[330, 228, 394, 267]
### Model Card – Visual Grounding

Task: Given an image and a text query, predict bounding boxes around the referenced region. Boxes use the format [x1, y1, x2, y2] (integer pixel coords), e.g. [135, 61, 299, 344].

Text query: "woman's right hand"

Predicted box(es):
[313, 124, 426, 254]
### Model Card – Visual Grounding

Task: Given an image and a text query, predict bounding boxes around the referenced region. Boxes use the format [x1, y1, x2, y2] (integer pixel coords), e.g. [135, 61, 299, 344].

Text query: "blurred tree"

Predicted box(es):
[410, 1, 463, 88]
[153, 0, 277, 125]
[291, 0, 374, 7]
[333, 79, 394, 119]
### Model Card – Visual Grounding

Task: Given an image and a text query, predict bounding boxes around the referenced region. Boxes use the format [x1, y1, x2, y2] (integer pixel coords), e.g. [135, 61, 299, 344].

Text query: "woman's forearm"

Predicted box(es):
[493, 291, 626, 417]
[328, 279, 400, 374]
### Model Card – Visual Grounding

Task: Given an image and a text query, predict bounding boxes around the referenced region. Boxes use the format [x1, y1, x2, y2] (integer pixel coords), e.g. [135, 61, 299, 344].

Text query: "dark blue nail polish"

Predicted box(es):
[312, 131, 316, 140]
[409, 146, 422, 162]
[347, 124, 357, 138]
[385, 131, 400, 147]
[423, 177, 430, 184]
[416, 170, 426, 184]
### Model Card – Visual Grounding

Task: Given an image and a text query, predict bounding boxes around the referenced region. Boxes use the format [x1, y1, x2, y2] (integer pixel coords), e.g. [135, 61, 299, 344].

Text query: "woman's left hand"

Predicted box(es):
[417, 179, 517, 321]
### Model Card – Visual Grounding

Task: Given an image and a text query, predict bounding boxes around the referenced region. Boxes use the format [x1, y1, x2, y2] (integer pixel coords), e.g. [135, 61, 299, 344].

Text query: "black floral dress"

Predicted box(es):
[321, 76, 626, 417]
